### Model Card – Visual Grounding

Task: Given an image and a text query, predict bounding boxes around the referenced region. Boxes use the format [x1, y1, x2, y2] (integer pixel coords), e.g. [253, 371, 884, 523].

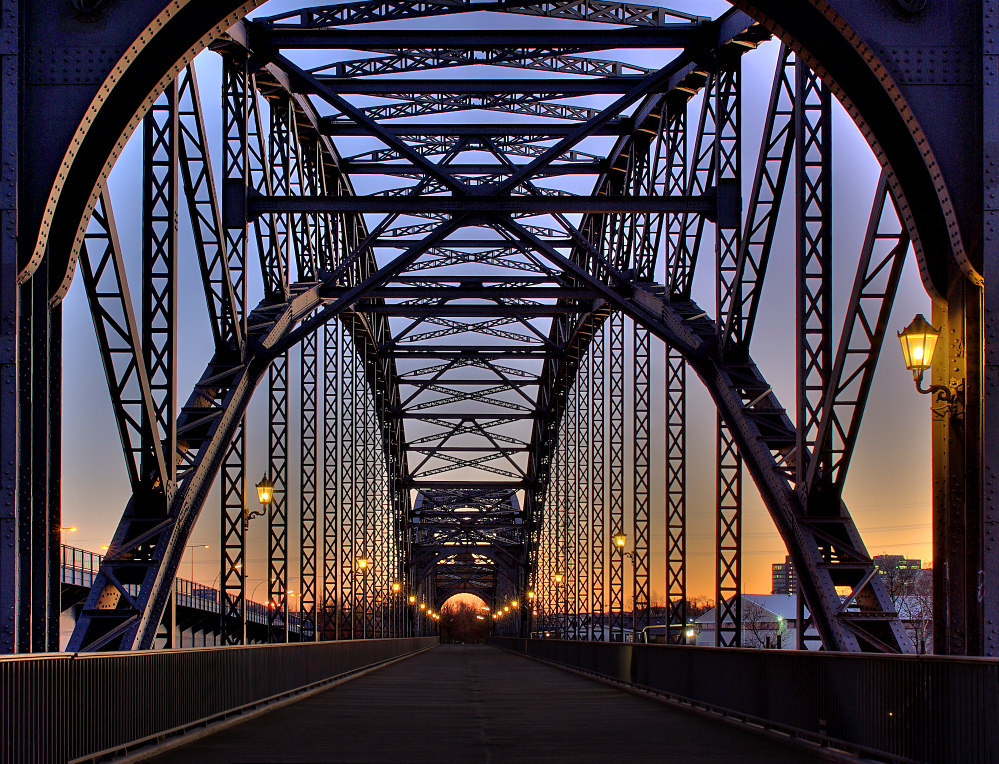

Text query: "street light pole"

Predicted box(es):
[186, 543, 209, 582]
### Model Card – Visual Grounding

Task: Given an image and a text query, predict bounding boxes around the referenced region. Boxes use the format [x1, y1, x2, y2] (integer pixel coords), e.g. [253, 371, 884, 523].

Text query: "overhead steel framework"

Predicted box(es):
[2, 0, 995, 658]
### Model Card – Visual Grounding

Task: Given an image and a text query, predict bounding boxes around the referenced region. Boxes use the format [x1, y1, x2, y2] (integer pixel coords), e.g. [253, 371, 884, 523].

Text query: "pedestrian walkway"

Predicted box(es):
[146, 644, 817, 763]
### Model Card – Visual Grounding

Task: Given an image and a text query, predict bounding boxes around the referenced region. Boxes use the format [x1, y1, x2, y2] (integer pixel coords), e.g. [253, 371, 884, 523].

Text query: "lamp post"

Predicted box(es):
[897, 314, 962, 412]
[611, 532, 637, 641]
[356, 556, 370, 639]
[551, 572, 565, 637]
[186, 543, 209, 582]
[391, 581, 401, 638]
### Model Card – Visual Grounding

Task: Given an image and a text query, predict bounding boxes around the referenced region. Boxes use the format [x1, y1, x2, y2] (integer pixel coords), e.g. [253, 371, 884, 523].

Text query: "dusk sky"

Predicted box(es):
[58, 0, 932, 603]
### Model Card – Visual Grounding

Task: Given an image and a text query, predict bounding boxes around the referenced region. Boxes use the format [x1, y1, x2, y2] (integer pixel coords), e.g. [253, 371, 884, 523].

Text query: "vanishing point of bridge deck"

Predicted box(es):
[148, 645, 813, 763]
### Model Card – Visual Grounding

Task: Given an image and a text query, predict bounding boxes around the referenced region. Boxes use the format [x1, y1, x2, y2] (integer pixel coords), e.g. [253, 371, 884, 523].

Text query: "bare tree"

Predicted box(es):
[898, 566, 933, 654]
[687, 596, 714, 620]
[877, 555, 921, 612]
[440, 600, 490, 644]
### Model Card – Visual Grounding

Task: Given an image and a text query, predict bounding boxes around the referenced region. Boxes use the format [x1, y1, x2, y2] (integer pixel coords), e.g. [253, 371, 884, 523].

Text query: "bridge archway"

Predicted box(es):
[7, 1, 987, 656]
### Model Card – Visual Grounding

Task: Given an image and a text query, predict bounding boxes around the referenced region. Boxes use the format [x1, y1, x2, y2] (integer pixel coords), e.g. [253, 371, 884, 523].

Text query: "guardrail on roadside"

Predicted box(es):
[490, 636, 998, 764]
[3, 637, 438, 763]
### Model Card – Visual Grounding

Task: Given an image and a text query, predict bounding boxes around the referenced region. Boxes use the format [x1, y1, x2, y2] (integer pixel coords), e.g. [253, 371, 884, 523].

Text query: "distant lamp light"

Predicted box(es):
[391, 581, 401, 593]
[897, 314, 961, 409]
[419, 603, 426, 611]
[511, 600, 519, 608]
[527, 591, 535, 600]
[503, 606, 510, 612]
[356, 556, 369, 571]
[553, 572, 564, 585]
[255, 475, 274, 505]
[409, 595, 417, 604]
[685, 627, 695, 639]
[612, 532, 627, 549]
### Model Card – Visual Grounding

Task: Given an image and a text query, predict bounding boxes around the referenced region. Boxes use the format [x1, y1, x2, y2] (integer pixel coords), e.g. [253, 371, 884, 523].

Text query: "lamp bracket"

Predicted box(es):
[915, 374, 964, 416]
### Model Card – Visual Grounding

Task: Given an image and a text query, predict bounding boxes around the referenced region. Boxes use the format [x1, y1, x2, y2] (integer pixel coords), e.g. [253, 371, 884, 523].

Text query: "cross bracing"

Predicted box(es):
[63, 0, 917, 655]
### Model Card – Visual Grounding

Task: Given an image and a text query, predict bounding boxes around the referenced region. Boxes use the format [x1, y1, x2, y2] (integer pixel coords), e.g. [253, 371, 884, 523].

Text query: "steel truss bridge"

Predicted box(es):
[0, 0, 996, 671]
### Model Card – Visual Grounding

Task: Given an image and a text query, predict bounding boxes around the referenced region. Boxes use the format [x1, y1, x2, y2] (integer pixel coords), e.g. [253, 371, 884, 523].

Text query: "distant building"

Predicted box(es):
[771, 554, 922, 596]
[694, 592, 932, 652]
[695, 594, 815, 649]
[771, 556, 796, 595]
[873, 554, 921, 576]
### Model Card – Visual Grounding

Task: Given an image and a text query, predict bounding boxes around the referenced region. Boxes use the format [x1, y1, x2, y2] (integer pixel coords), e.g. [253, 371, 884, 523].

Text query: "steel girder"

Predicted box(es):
[52, 0, 928, 660]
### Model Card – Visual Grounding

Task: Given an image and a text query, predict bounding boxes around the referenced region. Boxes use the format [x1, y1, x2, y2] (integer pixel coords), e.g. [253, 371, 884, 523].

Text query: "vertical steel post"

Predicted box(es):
[267, 354, 289, 643]
[982, 0, 999, 658]
[590, 319, 606, 641]
[608, 311, 626, 640]
[300, 327, 318, 641]
[0, 0, 19, 655]
[576, 338, 591, 639]
[633, 319, 652, 639]
[567, 364, 579, 639]
[322, 321, 339, 640]
[794, 60, 834, 493]
[714, 54, 743, 648]
[219, 51, 249, 647]
[220, 52, 248, 343]
[220, 420, 245, 646]
[662, 95, 688, 644]
[665, 347, 686, 643]
[340, 323, 356, 639]
[141, 80, 178, 491]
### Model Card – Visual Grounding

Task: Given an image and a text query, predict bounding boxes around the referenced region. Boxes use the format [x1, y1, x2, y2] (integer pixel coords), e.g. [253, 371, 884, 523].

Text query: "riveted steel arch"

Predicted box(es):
[8, 0, 992, 658]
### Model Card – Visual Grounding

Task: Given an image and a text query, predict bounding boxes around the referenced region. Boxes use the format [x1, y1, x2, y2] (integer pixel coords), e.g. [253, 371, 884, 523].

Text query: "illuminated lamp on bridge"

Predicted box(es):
[898, 314, 961, 409]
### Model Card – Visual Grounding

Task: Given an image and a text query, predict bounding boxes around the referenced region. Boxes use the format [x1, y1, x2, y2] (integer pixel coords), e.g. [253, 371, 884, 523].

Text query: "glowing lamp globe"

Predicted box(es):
[409, 595, 417, 604]
[552, 572, 563, 584]
[392, 581, 401, 593]
[527, 591, 535, 600]
[357, 557, 369, 571]
[511, 600, 519, 608]
[897, 314, 939, 381]
[256, 475, 274, 505]
[419, 603, 426, 610]
[612, 532, 627, 549]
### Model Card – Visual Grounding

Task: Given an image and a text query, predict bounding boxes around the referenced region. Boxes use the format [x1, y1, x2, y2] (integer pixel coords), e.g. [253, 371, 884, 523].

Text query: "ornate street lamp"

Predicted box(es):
[356, 556, 370, 572]
[552, 572, 563, 585]
[245, 474, 274, 529]
[611, 532, 635, 561]
[255, 475, 274, 505]
[897, 314, 961, 408]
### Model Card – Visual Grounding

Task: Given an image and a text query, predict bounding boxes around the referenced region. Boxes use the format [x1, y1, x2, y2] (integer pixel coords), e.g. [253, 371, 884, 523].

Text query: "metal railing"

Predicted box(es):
[490, 637, 999, 764]
[2, 637, 437, 763]
[61, 544, 302, 631]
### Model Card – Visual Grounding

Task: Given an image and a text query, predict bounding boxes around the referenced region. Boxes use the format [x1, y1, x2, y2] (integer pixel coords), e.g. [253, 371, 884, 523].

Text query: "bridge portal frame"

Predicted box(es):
[0, 0, 994, 655]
